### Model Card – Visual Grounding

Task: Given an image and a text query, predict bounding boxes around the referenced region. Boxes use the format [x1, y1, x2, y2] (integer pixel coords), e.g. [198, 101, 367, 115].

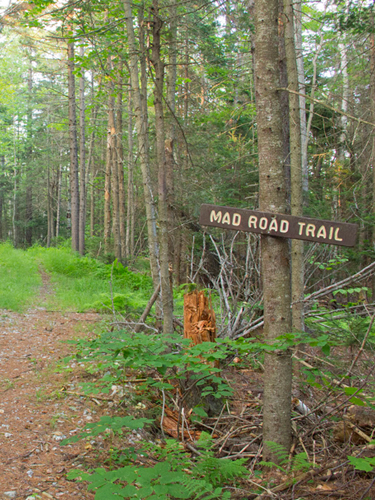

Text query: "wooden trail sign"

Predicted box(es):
[200, 204, 358, 247]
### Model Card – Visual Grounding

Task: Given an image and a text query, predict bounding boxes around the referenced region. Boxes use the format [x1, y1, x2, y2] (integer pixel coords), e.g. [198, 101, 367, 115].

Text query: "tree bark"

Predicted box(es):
[116, 61, 126, 262]
[67, 40, 80, 252]
[26, 63, 33, 247]
[56, 155, 62, 239]
[294, 0, 308, 195]
[79, 45, 86, 255]
[166, 0, 178, 284]
[126, 79, 135, 259]
[123, 0, 160, 289]
[283, 0, 304, 334]
[104, 63, 115, 256]
[255, 0, 292, 460]
[151, 0, 174, 335]
[371, 33, 375, 298]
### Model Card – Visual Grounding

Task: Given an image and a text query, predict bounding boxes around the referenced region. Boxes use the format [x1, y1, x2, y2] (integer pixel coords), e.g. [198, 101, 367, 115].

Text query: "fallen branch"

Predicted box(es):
[134, 283, 161, 333]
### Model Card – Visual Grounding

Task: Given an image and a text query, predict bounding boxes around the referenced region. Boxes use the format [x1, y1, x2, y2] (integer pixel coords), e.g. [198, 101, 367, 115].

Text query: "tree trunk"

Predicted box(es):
[104, 67, 115, 256]
[67, 40, 80, 252]
[87, 75, 98, 238]
[26, 63, 33, 247]
[255, 0, 292, 461]
[12, 116, 18, 247]
[47, 163, 52, 247]
[116, 61, 126, 262]
[126, 79, 135, 259]
[283, 0, 304, 334]
[166, 0, 178, 284]
[56, 155, 62, 239]
[371, 33, 375, 298]
[294, 0, 308, 195]
[123, 0, 160, 289]
[0, 190, 3, 241]
[79, 45, 86, 255]
[151, 0, 174, 335]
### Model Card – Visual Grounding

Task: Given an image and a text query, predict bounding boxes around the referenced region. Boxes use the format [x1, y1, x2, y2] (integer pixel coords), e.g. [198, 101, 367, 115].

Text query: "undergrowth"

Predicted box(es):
[0, 242, 41, 311]
[28, 246, 153, 313]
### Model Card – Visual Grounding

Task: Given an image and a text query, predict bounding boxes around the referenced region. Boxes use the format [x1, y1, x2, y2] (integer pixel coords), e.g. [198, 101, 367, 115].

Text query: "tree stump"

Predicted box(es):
[182, 290, 222, 416]
[183, 290, 216, 345]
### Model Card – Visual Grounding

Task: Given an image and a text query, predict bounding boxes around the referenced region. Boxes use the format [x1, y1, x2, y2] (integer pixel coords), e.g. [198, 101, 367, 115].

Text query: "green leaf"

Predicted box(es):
[348, 456, 375, 472]
[349, 397, 366, 406]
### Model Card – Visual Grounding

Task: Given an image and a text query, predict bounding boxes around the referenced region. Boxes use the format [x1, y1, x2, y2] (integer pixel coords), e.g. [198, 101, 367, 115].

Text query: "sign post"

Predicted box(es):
[199, 204, 358, 247]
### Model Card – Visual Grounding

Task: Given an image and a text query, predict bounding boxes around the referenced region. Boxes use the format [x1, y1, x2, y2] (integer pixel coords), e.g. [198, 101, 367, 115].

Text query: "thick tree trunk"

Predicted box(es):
[123, 0, 160, 288]
[283, 0, 304, 334]
[151, 0, 174, 335]
[79, 45, 86, 255]
[67, 40, 80, 252]
[255, 0, 292, 460]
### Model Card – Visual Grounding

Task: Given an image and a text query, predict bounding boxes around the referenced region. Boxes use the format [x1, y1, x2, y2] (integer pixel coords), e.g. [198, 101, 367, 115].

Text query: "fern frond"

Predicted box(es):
[263, 441, 289, 465]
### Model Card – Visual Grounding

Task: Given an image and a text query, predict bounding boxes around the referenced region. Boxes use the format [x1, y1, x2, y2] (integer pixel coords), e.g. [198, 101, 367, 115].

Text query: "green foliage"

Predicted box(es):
[28, 247, 152, 313]
[348, 453, 375, 472]
[61, 416, 152, 445]
[260, 442, 312, 474]
[67, 432, 247, 499]
[0, 242, 41, 311]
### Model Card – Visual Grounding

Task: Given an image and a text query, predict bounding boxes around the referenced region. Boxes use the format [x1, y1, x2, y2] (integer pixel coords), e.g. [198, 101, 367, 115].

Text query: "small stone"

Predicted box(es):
[41, 493, 54, 499]
[3, 492, 17, 499]
[27, 470, 34, 477]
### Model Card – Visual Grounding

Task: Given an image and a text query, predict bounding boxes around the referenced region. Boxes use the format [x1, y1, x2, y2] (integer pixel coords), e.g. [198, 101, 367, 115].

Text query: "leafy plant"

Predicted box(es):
[260, 442, 312, 474]
[67, 432, 248, 499]
[348, 453, 375, 472]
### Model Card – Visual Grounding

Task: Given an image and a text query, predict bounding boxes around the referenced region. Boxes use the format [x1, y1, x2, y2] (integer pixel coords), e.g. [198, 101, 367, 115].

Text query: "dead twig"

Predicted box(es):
[134, 283, 161, 333]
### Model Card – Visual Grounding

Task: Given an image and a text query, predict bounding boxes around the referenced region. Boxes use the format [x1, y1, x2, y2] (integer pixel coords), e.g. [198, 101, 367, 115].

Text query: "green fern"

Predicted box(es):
[260, 442, 312, 474]
[260, 441, 289, 471]
[67, 432, 247, 499]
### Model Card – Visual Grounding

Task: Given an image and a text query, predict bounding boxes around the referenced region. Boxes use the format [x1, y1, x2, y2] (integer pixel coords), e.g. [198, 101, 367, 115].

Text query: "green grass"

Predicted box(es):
[0, 242, 41, 311]
[28, 246, 153, 313]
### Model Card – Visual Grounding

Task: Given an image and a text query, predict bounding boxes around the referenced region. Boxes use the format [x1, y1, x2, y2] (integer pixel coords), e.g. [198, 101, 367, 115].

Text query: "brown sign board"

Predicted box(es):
[199, 204, 358, 247]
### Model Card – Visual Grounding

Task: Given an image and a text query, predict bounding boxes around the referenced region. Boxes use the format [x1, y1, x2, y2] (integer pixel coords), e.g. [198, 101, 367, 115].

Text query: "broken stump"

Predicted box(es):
[182, 290, 222, 416]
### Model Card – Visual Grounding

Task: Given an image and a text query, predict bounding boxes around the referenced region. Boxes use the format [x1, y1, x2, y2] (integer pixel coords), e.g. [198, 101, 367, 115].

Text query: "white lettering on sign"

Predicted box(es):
[280, 220, 289, 233]
[222, 212, 231, 224]
[209, 208, 346, 244]
[334, 227, 343, 242]
[298, 222, 306, 235]
[269, 218, 278, 232]
[248, 215, 257, 228]
[259, 217, 268, 230]
[317, 225, 327, 239]
[306, 224, 315, 237]
[233, 213, 241, 226]
[210, 210, 222, 223]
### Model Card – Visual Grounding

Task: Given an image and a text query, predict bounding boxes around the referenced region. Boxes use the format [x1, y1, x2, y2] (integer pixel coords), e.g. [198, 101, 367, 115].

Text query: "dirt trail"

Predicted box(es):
[0, 272, 99, 500]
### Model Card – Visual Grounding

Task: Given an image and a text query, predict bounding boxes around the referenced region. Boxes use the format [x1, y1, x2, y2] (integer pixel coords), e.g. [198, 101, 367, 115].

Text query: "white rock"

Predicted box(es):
[3, 492, 17, 499]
